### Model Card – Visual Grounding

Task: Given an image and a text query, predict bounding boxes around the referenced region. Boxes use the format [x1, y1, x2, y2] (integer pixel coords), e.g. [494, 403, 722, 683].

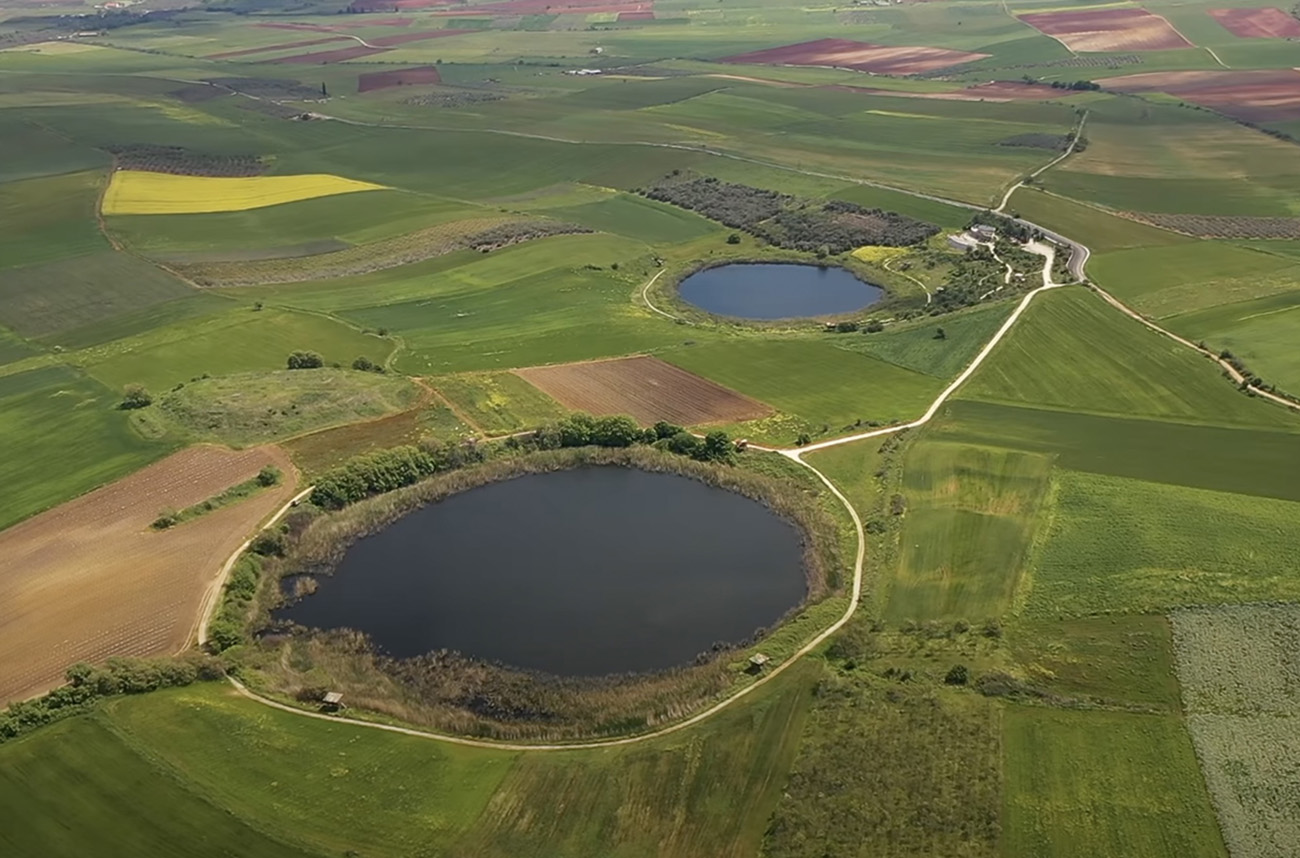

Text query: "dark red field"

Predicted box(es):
[256, 21, 336, 32]
[1209, 7, 1300, 38]
[618, 10, 654, 20]
[721, 38, 988, 75]
[1018, 8, 1192, 51]
[351, 0, 650, 13]
[268, 45, 390, 63]
[207, 36, 351, 60]
[1104, 69, 1300, 122]
[358, 65, 443, 92]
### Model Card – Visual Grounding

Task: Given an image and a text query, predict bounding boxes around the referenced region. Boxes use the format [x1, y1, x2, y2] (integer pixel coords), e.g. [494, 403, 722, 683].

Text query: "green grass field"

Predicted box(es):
[884, 440, 1051, 623]
[665, 338, 944, 443]
[1026, 469, 1300, 617]
[0, 662, 816, 858]
[0, 170, 107, 269]
[1005, 189, 1189, 254]
[1002, 708, 1227, 858]
[845, 302, 1013, 379]
[958, 288, 1298, 430]
[1165, 289, 1300, 394]
[0, 251, 194, 339]
[0, 365, 169, 528]
[80, 307, 395, 392]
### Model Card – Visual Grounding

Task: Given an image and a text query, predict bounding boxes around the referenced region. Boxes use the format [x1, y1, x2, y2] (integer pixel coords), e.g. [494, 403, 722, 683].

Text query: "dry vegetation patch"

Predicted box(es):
[514, 356, 773, 426]
[1172, 605, 1300, 858]
[0, 445, 296, 705]
[357, 65, 442, 93]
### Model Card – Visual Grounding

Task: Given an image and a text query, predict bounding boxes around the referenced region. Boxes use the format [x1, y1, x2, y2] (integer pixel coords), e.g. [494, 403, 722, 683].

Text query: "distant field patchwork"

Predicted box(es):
[1018, 9, 1192, 52]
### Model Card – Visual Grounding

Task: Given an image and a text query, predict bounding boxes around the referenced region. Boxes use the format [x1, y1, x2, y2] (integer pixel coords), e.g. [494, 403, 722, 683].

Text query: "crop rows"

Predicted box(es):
[106, 145, 267, 178]
[1124, 212, 1300, 239]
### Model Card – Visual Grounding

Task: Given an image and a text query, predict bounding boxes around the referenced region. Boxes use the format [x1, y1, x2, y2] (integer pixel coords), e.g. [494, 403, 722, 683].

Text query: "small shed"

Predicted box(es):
[748, 653, 770, 674]
[321, 691, 345, 712]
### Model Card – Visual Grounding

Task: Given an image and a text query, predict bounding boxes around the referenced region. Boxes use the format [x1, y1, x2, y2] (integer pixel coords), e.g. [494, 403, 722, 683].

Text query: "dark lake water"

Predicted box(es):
[678, 263, 883, 320]
[277, 467, 806, 676]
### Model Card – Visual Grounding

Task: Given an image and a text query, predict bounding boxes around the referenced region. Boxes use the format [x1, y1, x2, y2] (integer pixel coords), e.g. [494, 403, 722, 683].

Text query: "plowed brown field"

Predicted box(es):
[721, 38, 989, 75]
[1018, 9, 1192, 52]
[0, 445, 297, 705]
[1104, 69, 1300, 122]
[358, 65, 442, 92]
[515, 356, 772, 426]
[1210, 7, 1300, 38]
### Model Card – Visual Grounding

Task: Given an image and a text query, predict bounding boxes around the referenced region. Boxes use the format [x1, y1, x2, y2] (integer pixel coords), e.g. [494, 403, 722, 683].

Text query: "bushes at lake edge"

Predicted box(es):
[309, 413, 736, 510]
[0, 653, 225, 744]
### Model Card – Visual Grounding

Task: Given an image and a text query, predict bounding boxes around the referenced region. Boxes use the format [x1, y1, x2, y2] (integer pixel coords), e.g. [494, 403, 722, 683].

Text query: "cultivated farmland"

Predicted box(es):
[1209, 7, 1300, 39]
[0, 444, 296, 704]
[1018, 9, 1193, 52]
[720, 39, 990, 75]
[1102, 70, 1300, 124]
[102, 172, 387, 215]
[515, 356, 773, 427]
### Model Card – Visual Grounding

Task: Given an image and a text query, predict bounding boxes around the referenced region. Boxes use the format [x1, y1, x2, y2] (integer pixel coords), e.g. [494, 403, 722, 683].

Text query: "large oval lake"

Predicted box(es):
[277, 468, 807, 676]
[678, 262, 883, 320]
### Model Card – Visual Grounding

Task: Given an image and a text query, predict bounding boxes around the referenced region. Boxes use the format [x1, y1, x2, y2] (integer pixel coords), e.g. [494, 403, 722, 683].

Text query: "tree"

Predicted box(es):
[700, 430, 734, 463]
[256, 466, 281, 487]
[287, 350, 324, 370]
[944, 664, 969, 686]
[351, 355, 383, 373]
[726, 233, 741, 245]
[933, 327, 947, 340]
[119, 384, 153, 410]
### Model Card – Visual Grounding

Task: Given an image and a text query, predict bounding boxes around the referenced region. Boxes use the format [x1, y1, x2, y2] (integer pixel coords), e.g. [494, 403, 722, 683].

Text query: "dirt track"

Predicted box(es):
[0, 445, 297, 705]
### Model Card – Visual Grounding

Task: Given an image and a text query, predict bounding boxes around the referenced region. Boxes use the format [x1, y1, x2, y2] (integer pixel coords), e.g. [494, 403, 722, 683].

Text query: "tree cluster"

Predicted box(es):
[286, 350, 324, 370]
[309, 443, 482, 510]
[0, 654, 224, 744]
[119, 384, 152, 410]
[641, 176, 937, 253]
[464, 221, 592, 252]
[106, 144, 267, 178]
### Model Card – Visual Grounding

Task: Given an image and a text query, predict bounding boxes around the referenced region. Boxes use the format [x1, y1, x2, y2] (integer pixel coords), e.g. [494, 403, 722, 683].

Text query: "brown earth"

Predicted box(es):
[358, 65, 442, 92]
[514, 356, 772, 426]
[721, 38, 989, 75]
[830, 80, 1064, 102]
[1209, 7, 1300, 39]
[1018, 8, 1192, 52]
[351, 0, 650, 13]
[1103, 69, 1300, 122]
[0, 445, 297, 705]
[618, 10, 654, 20]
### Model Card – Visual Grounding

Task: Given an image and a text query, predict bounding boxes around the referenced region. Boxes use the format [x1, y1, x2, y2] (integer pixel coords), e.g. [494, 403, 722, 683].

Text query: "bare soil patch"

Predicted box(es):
[618, 10, 654, 20]
[721, 38, 988, 75]
[358, 65, 442, 92]
[515, 356, 772, 426]
[1018, 9, 1192, 52]
[1104, 69, 1300, 122]
[0, 445, 297, 705]
[1209, 7, 1300, 39]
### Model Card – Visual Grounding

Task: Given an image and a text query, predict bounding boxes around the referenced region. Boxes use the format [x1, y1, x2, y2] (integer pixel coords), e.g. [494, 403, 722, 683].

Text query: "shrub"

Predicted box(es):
[287, 350, 324, 370]
[944, 664, 969, 686]
[250, 531, 285, 557]
[119, 384, 153, 410]
[351, 355, 385, 373]
[256, 465, 281, 487]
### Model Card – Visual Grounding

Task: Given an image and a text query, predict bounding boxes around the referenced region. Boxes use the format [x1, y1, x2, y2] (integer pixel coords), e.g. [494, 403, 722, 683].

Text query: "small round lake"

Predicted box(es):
[277, 468, 807, 676]
[678, 262, 883, 320]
